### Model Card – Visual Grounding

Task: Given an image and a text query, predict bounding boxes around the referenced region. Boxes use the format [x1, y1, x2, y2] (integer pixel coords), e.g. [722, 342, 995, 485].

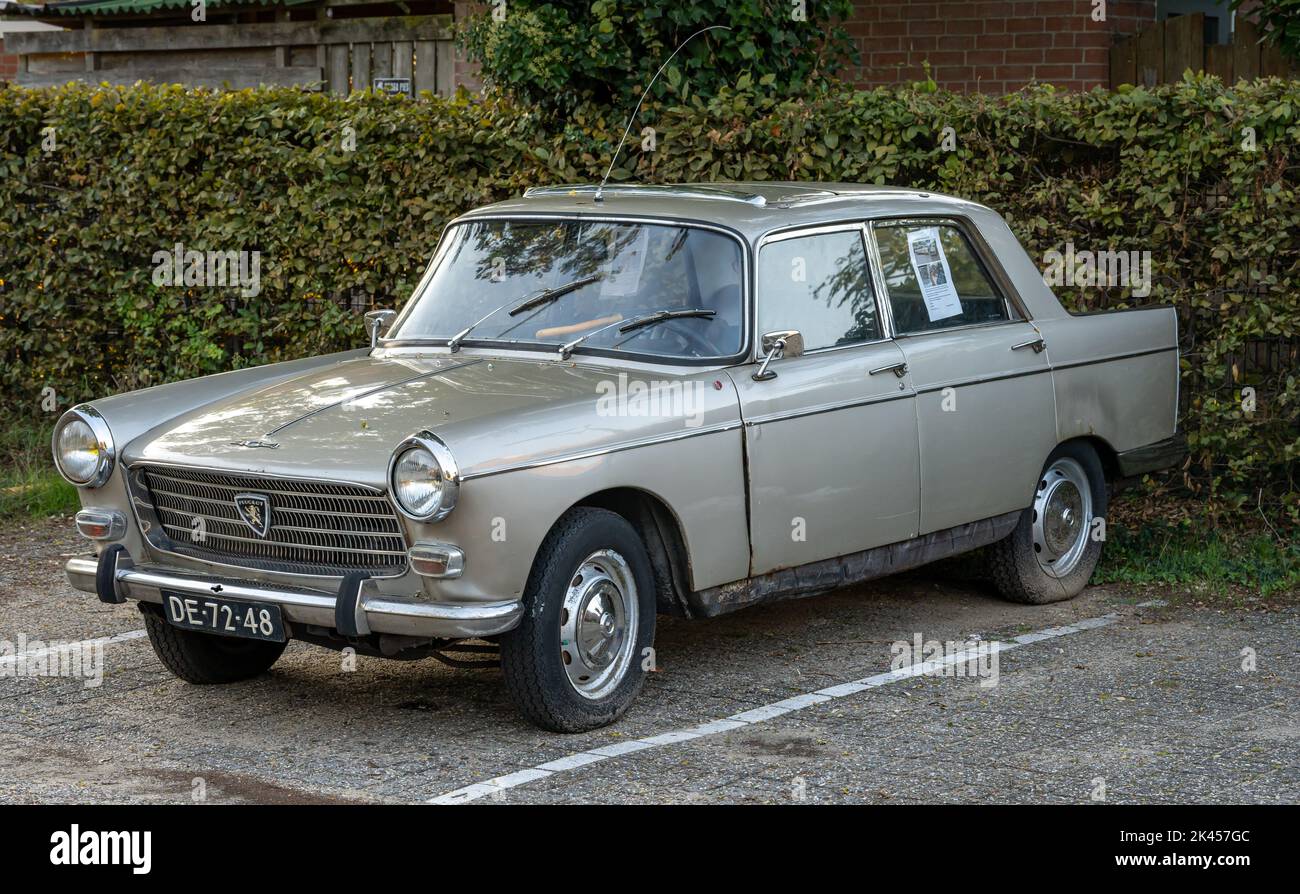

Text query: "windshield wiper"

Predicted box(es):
[558, 308, 715, 360]
[448, 273, 602, 352]
[509, 273, 602, 316]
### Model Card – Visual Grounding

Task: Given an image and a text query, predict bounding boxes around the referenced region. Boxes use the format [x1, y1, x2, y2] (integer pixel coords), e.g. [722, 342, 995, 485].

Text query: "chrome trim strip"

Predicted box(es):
[52, 404, 116, 488]
[155, 524, 406, 557]
[903, 346, 1178, 395]
[128, 461, 388, 494]
[461, 420, 742, 481]
[362, 597, 522, 624]
[892, 318, 1024, 339]
[914, 367, 1051, 395]
[143, 470, 392, 503]
[729, 346, 1174, 426]
[381, 229, 456, 343]
[387, 431, 461, 522]
[146, 487, 396, 519]
[744, 391, 914, 427]
[756, 221, 866, 244]
[523, 183, 768, 206]
[863, 223, 898, 339]
[740, 347, 1165, 425]
[1049, 345, 1178, 371]
[121, 566, 339, 610]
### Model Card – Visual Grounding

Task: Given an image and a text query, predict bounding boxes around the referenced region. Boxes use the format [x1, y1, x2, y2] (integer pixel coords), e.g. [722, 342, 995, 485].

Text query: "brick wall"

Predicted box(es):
[0, 39, 19, 83]
[452, 2, 1161, 97]
[845, 0, 1158, 93]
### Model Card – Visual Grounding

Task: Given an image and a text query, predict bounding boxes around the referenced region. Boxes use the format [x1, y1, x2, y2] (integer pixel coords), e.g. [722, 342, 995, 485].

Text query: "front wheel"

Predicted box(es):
[987, 441, 1108, 605]
[142, 609, 287, 683]
[501, 507, 656, 732]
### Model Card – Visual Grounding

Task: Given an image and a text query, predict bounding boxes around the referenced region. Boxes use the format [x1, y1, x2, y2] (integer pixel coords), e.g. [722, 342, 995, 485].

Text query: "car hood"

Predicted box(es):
[128, 353, 738, 488]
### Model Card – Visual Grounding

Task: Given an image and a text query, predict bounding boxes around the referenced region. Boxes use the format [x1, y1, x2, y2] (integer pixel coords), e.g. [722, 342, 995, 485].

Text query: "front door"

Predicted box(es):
[730, 224, 921, 577]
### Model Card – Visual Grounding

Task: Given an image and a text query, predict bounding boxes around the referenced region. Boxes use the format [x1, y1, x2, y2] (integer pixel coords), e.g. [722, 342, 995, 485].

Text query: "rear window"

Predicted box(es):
[874, 222, 1017, 334]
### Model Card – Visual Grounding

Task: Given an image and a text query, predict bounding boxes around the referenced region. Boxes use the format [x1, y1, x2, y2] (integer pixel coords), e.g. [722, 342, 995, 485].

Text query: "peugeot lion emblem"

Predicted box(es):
[234, 493, 272, 538]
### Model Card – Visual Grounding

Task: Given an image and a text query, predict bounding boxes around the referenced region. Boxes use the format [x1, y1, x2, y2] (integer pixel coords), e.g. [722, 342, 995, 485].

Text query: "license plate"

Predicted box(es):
[162, 591, 286, 643]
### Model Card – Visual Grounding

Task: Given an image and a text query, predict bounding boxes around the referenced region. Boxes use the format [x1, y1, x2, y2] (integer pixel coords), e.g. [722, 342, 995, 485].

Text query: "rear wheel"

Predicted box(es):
[501, 507, 656, 732]
[142, 609, 287, 684]
[987, 441, 1108, 605]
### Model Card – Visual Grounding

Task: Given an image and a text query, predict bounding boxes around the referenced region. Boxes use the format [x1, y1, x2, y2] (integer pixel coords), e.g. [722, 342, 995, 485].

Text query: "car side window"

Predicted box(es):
[874, 222, 1018, 335]
[757, 229, 881, 351]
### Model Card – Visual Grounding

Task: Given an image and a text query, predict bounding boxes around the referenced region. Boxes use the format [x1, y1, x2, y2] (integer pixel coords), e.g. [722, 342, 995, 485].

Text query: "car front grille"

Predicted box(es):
[135, 465, 408, 577]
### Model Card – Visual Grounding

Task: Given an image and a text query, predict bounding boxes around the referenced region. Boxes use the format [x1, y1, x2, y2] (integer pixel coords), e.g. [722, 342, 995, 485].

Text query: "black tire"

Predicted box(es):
[142, 609, 287, 684]
[987, 441, 1108, 605]
[500, 507, 656, 732]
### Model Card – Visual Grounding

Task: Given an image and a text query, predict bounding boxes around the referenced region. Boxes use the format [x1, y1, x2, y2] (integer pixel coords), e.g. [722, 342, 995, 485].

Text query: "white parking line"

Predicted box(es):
[428, 612, 1120, 804]
[0, 629, 147, 668]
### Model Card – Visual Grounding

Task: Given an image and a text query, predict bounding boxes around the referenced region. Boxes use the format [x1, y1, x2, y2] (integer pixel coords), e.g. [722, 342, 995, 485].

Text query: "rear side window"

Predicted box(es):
[875, 222, 1017, 335]
[757, 229, 881, 351]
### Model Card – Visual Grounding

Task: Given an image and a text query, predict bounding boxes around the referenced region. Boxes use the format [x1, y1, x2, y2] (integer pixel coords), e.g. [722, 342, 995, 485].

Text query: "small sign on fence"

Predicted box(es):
[373, 77, 412, 96]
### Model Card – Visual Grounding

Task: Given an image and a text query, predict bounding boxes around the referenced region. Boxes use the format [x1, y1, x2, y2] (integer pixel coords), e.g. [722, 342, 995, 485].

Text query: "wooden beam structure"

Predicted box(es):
[1110, 13, 1297, 88]
[7, 12, 457, 97]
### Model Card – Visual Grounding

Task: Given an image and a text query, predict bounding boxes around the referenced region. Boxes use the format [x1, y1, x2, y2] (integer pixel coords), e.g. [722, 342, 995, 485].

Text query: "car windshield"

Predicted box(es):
[391, 218, 746, 360]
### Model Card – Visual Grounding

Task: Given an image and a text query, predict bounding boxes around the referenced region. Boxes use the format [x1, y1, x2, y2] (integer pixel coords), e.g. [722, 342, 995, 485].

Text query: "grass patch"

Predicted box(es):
[1097, 497, 1300, 598]
[0, 421, 79, 522]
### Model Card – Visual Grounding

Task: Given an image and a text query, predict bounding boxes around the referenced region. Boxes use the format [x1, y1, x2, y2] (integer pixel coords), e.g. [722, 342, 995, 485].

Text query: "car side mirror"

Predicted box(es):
[753, 329, 804, 381]
[365, 309, 397, 348]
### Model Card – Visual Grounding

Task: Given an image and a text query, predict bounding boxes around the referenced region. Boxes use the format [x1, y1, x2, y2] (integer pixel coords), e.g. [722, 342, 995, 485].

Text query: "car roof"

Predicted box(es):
[457, 182, 993, 243]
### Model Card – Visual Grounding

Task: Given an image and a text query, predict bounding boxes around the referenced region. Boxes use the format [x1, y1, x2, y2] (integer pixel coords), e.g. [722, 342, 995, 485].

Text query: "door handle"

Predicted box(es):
[869, 360, 908, 378]
[1011, 336, 1046, 353]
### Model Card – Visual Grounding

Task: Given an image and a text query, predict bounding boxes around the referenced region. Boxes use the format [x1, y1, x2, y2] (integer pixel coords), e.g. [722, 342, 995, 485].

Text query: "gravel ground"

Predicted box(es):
[1, 518, 1296, 805]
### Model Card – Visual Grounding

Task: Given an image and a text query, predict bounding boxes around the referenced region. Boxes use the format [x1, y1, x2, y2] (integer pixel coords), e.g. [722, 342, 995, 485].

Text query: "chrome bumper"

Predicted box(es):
[65, 555, 522, 640]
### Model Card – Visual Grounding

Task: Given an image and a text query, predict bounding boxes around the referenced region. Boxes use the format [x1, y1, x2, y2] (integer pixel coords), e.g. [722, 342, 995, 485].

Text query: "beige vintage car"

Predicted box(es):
[55, 183, 1184, 731]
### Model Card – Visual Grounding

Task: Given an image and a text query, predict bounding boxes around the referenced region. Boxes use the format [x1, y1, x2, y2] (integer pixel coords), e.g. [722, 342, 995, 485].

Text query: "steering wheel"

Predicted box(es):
[637, 317, 718, 357]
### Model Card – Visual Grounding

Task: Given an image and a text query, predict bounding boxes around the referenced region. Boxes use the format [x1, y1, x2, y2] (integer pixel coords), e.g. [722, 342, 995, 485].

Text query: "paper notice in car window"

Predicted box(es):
[906, 227, 963, 321]
[601, 228, 651, 298]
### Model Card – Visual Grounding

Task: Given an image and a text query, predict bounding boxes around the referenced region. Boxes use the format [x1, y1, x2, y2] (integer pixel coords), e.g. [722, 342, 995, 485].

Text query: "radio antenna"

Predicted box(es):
[595, 24, 731, 203]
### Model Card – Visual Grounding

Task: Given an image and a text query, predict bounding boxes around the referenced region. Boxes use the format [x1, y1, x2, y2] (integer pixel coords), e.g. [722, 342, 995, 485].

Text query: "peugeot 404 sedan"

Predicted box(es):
[56, 183, 1184, 731]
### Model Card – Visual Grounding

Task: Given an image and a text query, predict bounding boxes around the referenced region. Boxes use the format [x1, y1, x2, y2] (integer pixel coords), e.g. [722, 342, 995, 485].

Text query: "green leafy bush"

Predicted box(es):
[1233, 1, 1300, 65]
[459, 0, 858, 114]
[0, 76, 1296, 520]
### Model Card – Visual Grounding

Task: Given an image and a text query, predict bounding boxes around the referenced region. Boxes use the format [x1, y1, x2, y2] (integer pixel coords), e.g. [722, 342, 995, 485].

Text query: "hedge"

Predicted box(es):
[0, 77, 1296, 519]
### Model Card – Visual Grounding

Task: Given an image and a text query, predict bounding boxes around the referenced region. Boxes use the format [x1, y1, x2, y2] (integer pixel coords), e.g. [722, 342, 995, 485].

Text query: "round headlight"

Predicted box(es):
[388, 433, 459, 521]
[52, 406, 115, 487]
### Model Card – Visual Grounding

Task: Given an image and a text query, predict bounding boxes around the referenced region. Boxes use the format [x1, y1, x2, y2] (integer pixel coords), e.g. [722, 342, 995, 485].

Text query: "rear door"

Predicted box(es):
[870, 218, 1057, 534]
[730, 224, 921, 576]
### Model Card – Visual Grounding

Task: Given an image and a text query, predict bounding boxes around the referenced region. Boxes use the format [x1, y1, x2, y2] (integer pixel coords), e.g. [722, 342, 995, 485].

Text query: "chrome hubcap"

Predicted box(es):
[1032, 457, 1093, 578]
[559, 549, 638, 700]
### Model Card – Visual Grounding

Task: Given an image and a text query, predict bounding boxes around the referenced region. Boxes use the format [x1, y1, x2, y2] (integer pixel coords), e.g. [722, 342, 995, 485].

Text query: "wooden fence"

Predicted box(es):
[4, 14, 455, 96]
[1110, 13, 1293, 88]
